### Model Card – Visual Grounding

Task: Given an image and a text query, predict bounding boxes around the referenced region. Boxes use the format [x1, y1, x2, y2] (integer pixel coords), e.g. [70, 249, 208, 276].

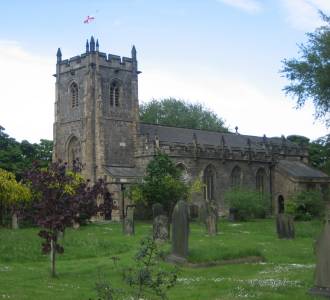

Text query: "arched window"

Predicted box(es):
[204, 165, 215, 201]
[67, 136, 80, 168]
[256, 168, 266, 194]
[110, 82, 120, 107]
[231, 166, 241, 188]
[70, 82, 79, 108]
[176, 163, 190, 183]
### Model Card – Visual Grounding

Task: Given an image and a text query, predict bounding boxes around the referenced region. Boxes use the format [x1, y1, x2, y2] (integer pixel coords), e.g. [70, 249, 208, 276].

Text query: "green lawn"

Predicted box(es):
[0, 219, 324, 299]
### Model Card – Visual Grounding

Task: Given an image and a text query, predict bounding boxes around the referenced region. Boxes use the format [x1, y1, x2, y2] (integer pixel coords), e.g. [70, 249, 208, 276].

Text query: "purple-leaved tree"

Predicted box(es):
[25, 160, 112, 277]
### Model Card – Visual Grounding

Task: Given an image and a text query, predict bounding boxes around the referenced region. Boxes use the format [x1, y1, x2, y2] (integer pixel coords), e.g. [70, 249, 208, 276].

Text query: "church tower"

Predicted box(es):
[53, 37, 139, 182]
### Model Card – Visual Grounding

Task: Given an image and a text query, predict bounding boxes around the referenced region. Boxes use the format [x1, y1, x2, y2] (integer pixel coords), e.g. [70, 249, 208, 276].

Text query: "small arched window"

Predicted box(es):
[204, 165, 215, 201]
[256, 168, 266, 194]
[70, 82, 79, 108]
[110, 82, 120, 107]
[231, 166, 241, 188]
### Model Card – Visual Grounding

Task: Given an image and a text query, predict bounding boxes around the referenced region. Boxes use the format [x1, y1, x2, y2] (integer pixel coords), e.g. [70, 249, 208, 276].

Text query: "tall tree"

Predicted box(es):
[281, 12, 330, 127]
[0, 168, 30, 226]
[140, 98, 228, 132]
[0, 126, 53, 179]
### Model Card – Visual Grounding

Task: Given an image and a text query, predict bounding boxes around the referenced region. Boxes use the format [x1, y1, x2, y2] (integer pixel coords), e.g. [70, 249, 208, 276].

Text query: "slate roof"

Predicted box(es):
[139, 123, 297, 150]
[277, 160, 329, 179]
[104, 166, 143, 178]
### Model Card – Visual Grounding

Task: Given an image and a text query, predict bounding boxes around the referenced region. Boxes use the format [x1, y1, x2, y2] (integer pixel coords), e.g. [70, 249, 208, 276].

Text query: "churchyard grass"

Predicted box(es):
[0, 219, 323, 299]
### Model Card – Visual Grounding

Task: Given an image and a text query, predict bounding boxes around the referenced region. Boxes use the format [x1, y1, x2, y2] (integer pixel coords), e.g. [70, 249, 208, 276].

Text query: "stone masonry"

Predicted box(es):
[53, 37, 330, 218]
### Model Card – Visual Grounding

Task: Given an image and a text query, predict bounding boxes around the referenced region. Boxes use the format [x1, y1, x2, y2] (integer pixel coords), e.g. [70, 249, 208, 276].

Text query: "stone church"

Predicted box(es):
[53, 37, 330, 218]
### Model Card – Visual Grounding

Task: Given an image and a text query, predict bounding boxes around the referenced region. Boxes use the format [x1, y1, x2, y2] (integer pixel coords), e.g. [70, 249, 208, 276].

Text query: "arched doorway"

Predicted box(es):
[278, 195, 285, 214]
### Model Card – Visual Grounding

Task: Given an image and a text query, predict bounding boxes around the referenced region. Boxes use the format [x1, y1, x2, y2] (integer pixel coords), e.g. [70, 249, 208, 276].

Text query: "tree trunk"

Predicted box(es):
[11, 213, 19, 229]
[50, 238, 56, 277]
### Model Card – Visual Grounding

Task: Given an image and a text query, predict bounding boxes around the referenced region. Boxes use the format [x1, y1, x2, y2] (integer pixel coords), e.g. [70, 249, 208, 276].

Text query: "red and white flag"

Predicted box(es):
[84, 15, 95, 24]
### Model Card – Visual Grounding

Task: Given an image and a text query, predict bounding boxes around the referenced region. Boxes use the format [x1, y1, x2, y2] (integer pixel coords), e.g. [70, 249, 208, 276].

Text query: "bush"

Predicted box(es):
[224, 188, 270, 221]
[286, 190, 325, 221]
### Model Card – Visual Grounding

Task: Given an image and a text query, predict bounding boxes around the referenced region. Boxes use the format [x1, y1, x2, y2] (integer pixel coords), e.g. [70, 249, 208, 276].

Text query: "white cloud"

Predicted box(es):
[280, 0, 330, 30]
[139, 66, 328, 140]
[0, 41, 54, 142]
[216, 0, 262, 14]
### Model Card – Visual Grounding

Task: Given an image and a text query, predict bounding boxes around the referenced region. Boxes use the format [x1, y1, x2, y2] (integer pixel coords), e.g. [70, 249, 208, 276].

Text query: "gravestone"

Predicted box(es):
[124, 206, 135, 235]
[309, 218, 330, 297]
[276, 213, 295, 239]
[205, 201, 218, 236]
[153, 215, 169, 242]
[228, 208, 239, 222]
[152, 203, 164, 219]
[167, 200, 189, 263]
[12, 213, 19, 229]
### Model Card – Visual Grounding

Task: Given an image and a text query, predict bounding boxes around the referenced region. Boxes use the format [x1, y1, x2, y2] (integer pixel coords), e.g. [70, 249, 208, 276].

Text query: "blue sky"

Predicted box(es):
[0, 0, 329, 142]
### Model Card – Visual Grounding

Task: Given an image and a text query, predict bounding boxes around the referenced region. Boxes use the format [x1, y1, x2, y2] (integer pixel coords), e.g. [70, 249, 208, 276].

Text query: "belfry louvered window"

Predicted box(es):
[70, 82, 79, 108]
[110, 83, 120, 107]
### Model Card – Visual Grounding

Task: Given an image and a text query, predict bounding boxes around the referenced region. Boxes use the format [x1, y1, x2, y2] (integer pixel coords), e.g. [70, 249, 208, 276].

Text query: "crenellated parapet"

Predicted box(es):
[55, 36, 137, 75]
[135, 124, 309, 164]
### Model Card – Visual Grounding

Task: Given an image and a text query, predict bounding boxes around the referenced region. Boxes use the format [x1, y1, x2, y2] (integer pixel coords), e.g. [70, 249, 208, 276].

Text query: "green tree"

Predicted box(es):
[281, 12, 330, 126]
[0, 168, 31, 226]
[131, 152, 188, 217]
[309, 134, 330, 175]
[0, 126, 53, 179]
[140, 98, 228, 132]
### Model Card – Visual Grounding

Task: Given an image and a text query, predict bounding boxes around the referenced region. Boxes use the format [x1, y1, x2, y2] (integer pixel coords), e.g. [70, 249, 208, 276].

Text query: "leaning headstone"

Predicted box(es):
[153, 215, 169, 242]
[152, 203, 164, 219]
[205, 201, 218, 236]
[309, 219, 330, 297]
[276, 214, 295, 239]
[166, 200, 189, 263]
[124, 206, 135, 235]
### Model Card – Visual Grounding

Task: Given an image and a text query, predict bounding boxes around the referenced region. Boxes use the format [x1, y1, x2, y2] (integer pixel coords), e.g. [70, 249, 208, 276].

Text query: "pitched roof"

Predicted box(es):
[139, 123, 296, 150]
[277, 160, 329, 179]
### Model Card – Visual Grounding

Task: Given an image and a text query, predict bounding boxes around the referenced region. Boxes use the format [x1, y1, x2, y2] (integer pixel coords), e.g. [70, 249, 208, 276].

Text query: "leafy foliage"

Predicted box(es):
[140, 98, 228, 132]
[281, 12, 330, 126]
[131, 152, 188, 217]
[309, 134, 330, 175]
[123, 236, 178, 300]
[24, 160, 112, 276]
[224, 188, 270, 221]
[0, 126, 53, 179]
[0, 168, 31, 225]
[286, 190, 325, 221]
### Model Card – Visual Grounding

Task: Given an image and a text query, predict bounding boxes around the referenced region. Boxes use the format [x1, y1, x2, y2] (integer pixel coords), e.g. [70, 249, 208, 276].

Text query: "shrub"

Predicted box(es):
[224, 188, 270, 221]
[286, 190, 325, 221]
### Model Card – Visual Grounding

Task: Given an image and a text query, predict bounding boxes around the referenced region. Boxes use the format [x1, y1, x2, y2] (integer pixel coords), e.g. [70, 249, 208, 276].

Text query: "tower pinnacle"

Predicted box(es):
[56, 48, 62, 63]
[96, 39, 99, 51]
[86, 39, 90, 53]
[90, 36, 95, 52]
